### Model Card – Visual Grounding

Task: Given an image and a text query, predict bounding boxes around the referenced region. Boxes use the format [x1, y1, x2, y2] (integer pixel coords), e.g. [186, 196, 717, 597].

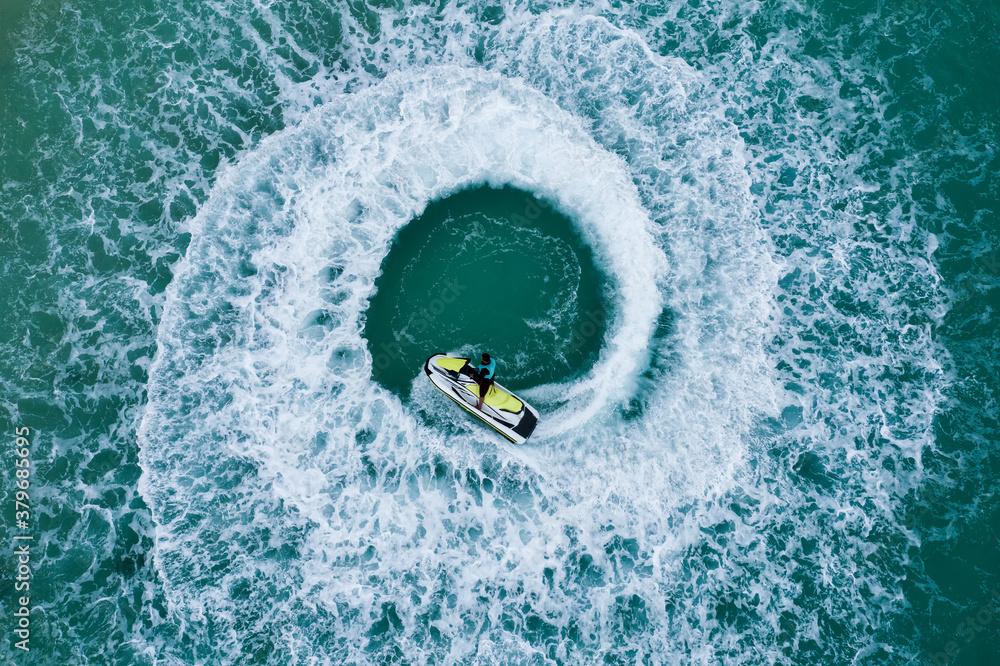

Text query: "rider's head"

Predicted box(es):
[481, 353, 491, 364]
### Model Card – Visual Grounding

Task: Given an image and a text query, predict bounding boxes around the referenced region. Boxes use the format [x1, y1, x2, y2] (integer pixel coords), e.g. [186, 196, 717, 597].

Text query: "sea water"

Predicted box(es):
[1, 0, 997, 664]
[364, 184, 609, 398]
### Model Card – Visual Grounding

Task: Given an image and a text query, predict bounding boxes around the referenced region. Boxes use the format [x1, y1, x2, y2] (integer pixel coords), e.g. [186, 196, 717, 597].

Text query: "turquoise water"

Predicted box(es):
[0, 0, 997, 664]
[365, 185, 608, 397]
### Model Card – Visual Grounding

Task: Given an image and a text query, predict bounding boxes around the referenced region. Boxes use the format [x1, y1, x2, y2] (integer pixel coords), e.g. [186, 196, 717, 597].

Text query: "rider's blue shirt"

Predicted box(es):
[480, 358, 496, 380]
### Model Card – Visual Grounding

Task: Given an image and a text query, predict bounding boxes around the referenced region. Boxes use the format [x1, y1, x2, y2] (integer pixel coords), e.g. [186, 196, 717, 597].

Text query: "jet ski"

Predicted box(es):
[424, 353, 539, 444]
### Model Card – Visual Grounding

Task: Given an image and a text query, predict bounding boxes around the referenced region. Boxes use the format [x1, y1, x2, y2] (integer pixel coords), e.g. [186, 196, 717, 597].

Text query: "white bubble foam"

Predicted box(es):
[133, 5, 950, 663]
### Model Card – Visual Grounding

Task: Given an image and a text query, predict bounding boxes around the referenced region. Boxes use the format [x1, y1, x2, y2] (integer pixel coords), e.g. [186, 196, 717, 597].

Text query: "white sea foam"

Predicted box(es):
[133, 6, 949, 665]
[140, 54, 773, 650]
[0, 0, 958, 659]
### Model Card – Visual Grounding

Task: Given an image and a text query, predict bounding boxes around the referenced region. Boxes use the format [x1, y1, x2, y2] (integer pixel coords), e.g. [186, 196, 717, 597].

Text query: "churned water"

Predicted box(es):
[0, 0, 997, 664]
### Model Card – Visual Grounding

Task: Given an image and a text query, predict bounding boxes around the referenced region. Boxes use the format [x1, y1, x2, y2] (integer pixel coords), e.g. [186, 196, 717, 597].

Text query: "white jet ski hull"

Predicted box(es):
[423, 353, 539, 444]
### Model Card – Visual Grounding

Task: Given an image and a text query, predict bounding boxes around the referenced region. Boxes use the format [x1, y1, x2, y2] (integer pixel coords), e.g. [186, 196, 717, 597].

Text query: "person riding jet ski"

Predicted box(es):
[424, 352, 537, 444]
[465, 352, 495, 411]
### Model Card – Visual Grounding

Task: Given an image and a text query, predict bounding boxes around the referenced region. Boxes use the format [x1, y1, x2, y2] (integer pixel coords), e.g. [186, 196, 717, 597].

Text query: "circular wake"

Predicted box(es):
[140, 21, 778, 666]
[2, 0, 961, 660]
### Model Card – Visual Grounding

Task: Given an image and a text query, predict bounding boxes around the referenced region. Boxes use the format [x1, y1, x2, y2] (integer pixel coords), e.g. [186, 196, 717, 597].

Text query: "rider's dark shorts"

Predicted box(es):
[476, 370, 494, 397]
